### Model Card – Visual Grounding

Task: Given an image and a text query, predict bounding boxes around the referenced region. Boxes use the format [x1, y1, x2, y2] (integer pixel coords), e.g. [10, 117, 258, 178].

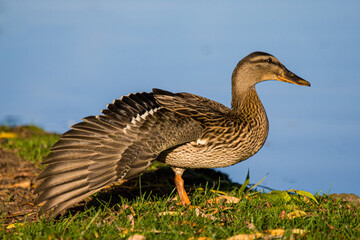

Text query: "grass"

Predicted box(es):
[1, 125, 359, 239]
[0, 125, 59, 167]
[3, 188, 359, 239]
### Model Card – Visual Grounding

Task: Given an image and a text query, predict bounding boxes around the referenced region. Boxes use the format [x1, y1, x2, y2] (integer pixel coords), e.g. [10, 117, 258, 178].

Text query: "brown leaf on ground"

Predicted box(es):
[279, 210, 286, 219]
[117, 203, 136, 223]
[188, 237, 212, 240]
[181, 221, 198, 227]
[208, 208, 219, 215]
[207, 196, 241, 204]
[265, 228, 285, 236]
[127, 214, 135, 228]
[1, 180, 31, 188]
[193, 207, 217, 220]
[265, 228, 307, 238]
[127, 234, 146, 240]
[227, 229, 306, 240]
[245, 220, 256, 230]
[226, 233, 261, 240]
[158, 211, 180, 216]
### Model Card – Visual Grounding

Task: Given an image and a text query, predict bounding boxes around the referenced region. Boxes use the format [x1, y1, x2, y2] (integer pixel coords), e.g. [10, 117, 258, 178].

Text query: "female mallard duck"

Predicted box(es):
[35, 51, 310, 216]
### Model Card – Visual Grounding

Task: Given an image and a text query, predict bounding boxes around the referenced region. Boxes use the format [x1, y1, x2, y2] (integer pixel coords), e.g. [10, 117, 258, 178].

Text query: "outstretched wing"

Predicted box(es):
[35, 91, 202, 216]
[153, 88, 231, 127]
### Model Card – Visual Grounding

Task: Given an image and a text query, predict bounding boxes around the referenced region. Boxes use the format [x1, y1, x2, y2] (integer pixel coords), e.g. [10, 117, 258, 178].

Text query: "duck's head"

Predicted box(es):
[232, 52, 310, 95]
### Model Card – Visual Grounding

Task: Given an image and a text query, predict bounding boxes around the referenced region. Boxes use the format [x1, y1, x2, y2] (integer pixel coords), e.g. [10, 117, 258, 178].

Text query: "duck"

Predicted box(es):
[34, 51, 310, 216]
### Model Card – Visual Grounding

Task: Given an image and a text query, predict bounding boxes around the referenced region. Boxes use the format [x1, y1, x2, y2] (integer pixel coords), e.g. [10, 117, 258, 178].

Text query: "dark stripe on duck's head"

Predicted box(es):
[249, 58, 284, 69]
[235, 52, 277, 67]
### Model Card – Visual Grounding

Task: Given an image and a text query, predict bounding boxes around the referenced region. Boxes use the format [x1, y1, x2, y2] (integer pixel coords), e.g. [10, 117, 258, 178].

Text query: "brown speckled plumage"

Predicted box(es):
[35, 52, 310, 216]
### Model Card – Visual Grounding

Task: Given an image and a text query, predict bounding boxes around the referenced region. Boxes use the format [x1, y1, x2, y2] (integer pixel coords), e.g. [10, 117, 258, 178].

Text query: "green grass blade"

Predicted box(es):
[238, 169, 250, 194]
[81, 209, 101, 236]
[248, 173, 268, 192]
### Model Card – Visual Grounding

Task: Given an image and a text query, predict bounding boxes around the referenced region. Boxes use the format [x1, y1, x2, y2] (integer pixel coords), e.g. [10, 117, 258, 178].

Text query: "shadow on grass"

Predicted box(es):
[64, 166, 243, 217]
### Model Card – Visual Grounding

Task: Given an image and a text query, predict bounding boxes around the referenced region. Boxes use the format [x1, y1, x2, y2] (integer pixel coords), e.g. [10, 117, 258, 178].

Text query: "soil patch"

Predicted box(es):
[0, 148, 40, 225]
[328, 193, 360, 207]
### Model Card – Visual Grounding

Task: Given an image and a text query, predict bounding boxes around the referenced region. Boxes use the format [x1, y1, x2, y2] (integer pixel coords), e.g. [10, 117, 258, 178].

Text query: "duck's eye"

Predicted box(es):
[266, 59, 273, 63]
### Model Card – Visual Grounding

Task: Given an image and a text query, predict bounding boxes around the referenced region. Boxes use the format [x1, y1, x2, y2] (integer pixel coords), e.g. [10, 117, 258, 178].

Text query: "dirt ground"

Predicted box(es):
[1, 146, 359, 227]
[0, 148, 40, 225]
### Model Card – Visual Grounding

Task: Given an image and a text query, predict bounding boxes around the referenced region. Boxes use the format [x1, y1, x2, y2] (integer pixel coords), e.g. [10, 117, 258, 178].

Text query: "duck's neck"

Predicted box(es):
[231, 86, 268, 124]
[230, 84, 269, 159]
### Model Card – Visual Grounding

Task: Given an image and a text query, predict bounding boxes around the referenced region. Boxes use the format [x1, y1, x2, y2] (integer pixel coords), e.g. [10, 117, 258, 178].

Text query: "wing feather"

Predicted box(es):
[35, 91, 202, 215]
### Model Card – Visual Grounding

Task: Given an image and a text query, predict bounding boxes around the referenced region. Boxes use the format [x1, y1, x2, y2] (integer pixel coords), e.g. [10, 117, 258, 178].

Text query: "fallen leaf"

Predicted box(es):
[127, 214, 135, 228]
[2, 180, 31, 189]
[328, 224, 335, 231]
[207, 196, 241, 204]
[291, 229, 306, 234]
[265, 228, 285, 236]
[148, 229, 164, 233]
[227, 228, 306, 240]
[170, 196, 178, 202]
[279, 210, 286, 219]
[302, 196, 310, 204]
[0, 132, 18, 139]
[11, 209, 34, 217]
[208, 208, 219, 215]
[105, 215, 116, 225]
[193, 207, 217, 220]
[119, 204, 136, 216]
[181, 221, 198, 227]
[287, 210, 307, 219]
[226, 232, 262, 240]
[119, 228, 129, 235]
[221, 207, 235, 212]
[188, 237, 212, 240]
[6, 223, 25, 229]
[127, 234, 146, 240]
[158, 211, 180, 216]
[245, 221, 256, 230]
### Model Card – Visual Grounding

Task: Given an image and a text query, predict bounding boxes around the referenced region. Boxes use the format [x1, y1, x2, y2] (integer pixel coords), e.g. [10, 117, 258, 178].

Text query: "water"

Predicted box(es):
[1, 1, 359, 195]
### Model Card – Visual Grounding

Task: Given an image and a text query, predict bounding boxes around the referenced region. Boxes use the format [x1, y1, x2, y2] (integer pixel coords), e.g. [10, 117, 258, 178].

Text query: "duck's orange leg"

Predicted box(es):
[174, 173, 190, 205]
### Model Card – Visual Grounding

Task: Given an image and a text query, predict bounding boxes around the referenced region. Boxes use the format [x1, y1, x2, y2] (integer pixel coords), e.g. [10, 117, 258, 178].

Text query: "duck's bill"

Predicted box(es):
[276, 70, 310, 86]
